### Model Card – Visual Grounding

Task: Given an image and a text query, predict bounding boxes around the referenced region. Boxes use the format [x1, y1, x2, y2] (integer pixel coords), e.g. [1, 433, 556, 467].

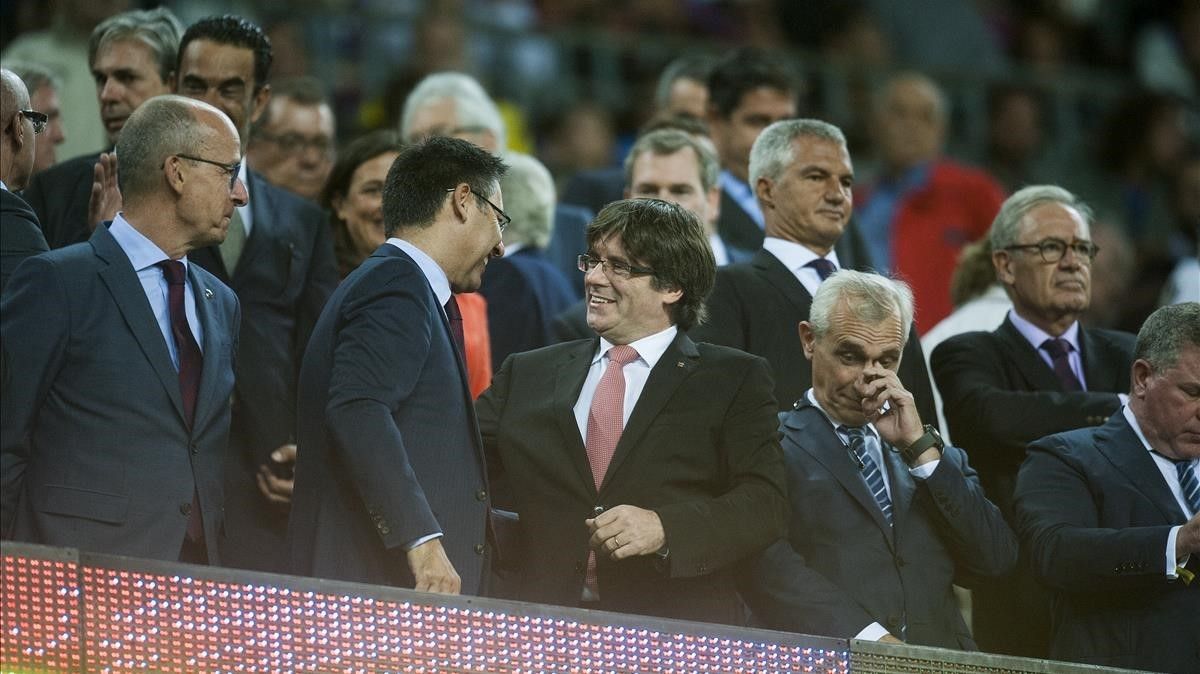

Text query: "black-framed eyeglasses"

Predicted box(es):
[174, 154, 242, 190]
[18, 110, 47, 135]
[254, 130, 333, 156]
[577, 253, 656, 279]
[445, 187, 511, 233]
[1004, 238, 1099, 264]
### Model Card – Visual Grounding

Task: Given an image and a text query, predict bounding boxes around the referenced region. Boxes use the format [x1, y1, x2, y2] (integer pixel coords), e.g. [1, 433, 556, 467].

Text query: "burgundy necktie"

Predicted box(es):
[583, 344, 639, 596]
[805, 257, 837, 281]
[157, 260, 205, 542]
[1040, 338, 1083, 392]
[445, 295, 466, 360]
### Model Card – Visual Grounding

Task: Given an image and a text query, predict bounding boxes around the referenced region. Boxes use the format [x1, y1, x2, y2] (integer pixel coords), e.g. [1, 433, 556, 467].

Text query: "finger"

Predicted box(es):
[255, 472, 290, 504]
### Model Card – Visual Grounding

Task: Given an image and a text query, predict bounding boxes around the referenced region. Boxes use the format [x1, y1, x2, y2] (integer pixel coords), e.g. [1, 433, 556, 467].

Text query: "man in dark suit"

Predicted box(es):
[477, 199, 787, 624]
[1, 95, 242, 564]
[20, 8, 183, 248]
[931, 185, 1136, 657]
[741, 269, 1016, 648]
[1014, 302, 1200, 674]
[0, 68, 49, 292]
[692, 119, 936, 423]
[705, 48, 798, 253]
[289, 136, 505, 595]
[174, 16, 339, 573]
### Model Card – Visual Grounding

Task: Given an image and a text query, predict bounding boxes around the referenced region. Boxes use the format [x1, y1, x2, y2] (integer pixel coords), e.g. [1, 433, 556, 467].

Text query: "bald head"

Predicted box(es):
[1, 68, 36, 189]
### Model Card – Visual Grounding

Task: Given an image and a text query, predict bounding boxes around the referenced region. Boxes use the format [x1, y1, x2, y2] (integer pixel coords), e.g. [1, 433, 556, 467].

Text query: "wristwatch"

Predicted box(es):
[899, 424, 944, 464]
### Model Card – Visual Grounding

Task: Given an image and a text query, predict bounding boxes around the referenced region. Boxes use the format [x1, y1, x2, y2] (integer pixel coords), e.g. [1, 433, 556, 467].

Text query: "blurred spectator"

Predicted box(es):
[6, 62, 65, 176]
[983, 84, 1054, 192]
[541, 100, 617, 181]
[867, 0, 1006, 74]
[1080, 218, 1136, 329]
[854, 72, 1005, 327]
[247, 76, 336, 201]
[1134, 0, 1200, 105]
[321, 129, 403, 279]
[1158, 147, 1200, 306]
[653, 54, 716, 119]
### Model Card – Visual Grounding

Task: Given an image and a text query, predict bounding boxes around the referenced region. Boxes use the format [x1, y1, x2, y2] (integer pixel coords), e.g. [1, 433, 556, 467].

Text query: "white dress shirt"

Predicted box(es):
[573, 325, 678, 442]
[762, 237, 842, 298]
[1122, 405, 1192, 577]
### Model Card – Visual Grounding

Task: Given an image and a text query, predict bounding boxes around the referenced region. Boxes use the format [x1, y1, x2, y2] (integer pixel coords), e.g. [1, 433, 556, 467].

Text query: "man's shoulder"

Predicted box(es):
[693, 339, 768, 367]
[249, 172, 326, 225]
[1083, 325, 1137, 354]
[0, 188, 37, 217]
[28, 153, 102, 188]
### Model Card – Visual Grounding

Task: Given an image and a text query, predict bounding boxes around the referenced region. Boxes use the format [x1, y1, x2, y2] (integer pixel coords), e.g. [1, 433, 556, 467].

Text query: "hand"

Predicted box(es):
[879, 633, 905, 645]
[255, 444, 296, 507]
[88, 152, 122, 229]
[857, 365, 924, 450]
[585, 504, 666, 561]
[406, 537, 461, 594]
[1177, 513, 1200, 559]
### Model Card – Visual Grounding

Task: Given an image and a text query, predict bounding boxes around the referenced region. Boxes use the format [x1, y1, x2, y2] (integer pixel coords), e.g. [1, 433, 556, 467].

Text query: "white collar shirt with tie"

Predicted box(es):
[762, 237, 842, 298]
[1122, 405, 1195, 577]
[573, 325, 678, 444]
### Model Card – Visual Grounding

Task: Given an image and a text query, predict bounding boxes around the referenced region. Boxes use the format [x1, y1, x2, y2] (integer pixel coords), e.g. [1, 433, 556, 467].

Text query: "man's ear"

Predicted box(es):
[798, 321, 816, 361]
[249, 84, 271, 126]
[448, 183, 471, 222]
[755, 176, 774, 210]
[163, 155, 186, 195]
[1129, 359, 1153, 398]
[993, 250, 1015, 287]
[706, 185, 721, 222]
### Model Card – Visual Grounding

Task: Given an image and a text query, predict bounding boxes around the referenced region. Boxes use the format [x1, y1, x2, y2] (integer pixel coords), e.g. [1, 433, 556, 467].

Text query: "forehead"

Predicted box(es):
[94, 38, 159, 73]
[267, 97, 334, 133]
[591, 233, 631, 258]
[885, 79, 940, 111]
[631, 147, 702, 184]
[1018, 202, 1089, 241]
[179, 39, 256, 82]
[353, 152, 400, 182]
[407, 97, 459, 135]
[824, 304, 905, 353]
[789, 136, 853, 174]
[733, 86, 795, 116]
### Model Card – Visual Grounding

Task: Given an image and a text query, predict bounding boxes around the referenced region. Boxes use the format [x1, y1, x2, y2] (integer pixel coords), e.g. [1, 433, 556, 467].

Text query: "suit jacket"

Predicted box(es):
[478, 247, 576, 370]
[716, 185, 764, 253]
[692, 248, 939, 424]
[476, 332, 788, 624]
[742, 399, 1016, 648]
[288, 244, 489, 593]
[543, 204, 592, 300]
[0, 188, 49, 293]
[189, 171, 338, 572]
[560, 167, 624, 216]
[0, 225, 239, 563]
[1014, 413, 1199, 674]
[931, 316, 1135, 515]
[20, 151, 102, 249]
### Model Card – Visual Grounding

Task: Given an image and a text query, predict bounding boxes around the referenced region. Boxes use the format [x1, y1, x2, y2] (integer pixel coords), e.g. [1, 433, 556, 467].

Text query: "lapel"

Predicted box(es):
[1096, 413, 1189, 523]
[554, 339, 597, 494]
[880, 440, 915, 539]
[783, 399, 895, 547]
[598, 332, 700, 494]
[751, 249, 814, 317]
[994, 316, 1063, 392]
[1080, 327, 1123, 392]
[89, 226, 188, 426]
[231, 170, 275, 284]
[188, 264, 226, 431]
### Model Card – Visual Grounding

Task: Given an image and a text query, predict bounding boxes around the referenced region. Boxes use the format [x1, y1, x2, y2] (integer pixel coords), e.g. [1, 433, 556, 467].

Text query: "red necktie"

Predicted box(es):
[583, 344, 639, 595]
[156, 260, 205, 542]
[445, 295, 466, 360]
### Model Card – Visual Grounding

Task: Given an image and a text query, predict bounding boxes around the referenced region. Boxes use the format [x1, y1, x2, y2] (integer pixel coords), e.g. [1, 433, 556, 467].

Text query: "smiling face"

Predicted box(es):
[995, 202, 1092, 333]
[1130, 344, 1200, 461]
[335, 151, 398, 261]
[443, 183, 505, 292]
[801, 301, 905, 426]
[176, 39, 268, 151]
[584, 233, 682, 345]
[93, 38, 171, 144]
[758, 135, 854, 255]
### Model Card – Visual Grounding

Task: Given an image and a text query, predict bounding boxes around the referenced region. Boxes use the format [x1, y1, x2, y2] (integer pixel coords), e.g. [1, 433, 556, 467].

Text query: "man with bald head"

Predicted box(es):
[1, 95, 242, 565]
[0, 68, 49, 291]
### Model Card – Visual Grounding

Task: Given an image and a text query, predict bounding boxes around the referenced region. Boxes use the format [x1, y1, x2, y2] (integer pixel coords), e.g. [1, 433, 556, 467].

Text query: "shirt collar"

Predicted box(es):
[1008, 308, 1081, 353]
[763, 237, 841, 273]
[0, 179, 8, 192]
[108, 212, 182, 272]
[806, 388, 880, 441]
[386, 237, 451, 307]
[1122, 405, 1154, 454]
[591, 324, 678, 370]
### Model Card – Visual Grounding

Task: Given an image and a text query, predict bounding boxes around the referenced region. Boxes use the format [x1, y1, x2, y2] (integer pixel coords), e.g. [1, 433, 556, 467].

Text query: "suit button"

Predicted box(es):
[179, 503, 192, 516]
[474, 543, 485, 555]
[896, 555, 906, 567]
[379, 526, 390, 535]
[475, 489, 487, 502]
[574, 561, 585, 573]
[887, 616, 902, 628]
[189, 444, 199, 456]
[697, 563, 708, 573]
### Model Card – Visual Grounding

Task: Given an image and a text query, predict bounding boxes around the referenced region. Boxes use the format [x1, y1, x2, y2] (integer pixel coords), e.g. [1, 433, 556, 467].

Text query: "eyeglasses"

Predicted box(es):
[175, 154, 242, 190]
[254, 130, 333, 156]
[1004, 238, 1100, 264]
[18, 110, 48, 134]
[445, 187, 511, 233]
[577, 253, 655, 278]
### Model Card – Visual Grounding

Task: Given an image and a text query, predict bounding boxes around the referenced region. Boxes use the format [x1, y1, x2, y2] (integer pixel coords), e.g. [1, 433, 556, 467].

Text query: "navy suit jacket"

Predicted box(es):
[742, 399, 1016, 648]
[543, 204, 592, 300]
[1, 225, 239, 563]
[0, 188, 49, 293]
[1015, 413, 1199, 674]
[478, 247, 576, 369]
[288, 244, 489, 593]
[716, 184, 764, 252]
[20, 151, 102, 249]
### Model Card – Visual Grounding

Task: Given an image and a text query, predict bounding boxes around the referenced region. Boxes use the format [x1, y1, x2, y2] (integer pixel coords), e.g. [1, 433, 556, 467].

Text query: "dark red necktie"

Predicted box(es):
[157, 260, 205, 542]
[1040, 338, 1083, 392]
[445, 295, 466, 360]
[805, 257, 837, 281]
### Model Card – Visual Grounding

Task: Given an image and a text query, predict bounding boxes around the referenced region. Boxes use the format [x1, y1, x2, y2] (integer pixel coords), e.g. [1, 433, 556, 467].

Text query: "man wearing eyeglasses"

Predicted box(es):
[930, 184, 1136, 658]
[476, 198, 786, 623]
[2, 95, 242, 565]
[0, 68, 49, 292]
[245, 76, 335, 201]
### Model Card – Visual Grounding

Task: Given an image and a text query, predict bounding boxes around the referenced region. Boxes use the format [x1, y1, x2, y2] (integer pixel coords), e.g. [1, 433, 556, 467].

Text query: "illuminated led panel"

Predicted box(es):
[0, 555, 81, 673]
[81, 565, 848, 673]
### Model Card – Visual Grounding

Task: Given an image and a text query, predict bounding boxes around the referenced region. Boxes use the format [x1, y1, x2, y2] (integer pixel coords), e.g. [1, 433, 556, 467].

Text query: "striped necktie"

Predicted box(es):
[1176, 459, 1200, 516]
[841, 425, 894, 526]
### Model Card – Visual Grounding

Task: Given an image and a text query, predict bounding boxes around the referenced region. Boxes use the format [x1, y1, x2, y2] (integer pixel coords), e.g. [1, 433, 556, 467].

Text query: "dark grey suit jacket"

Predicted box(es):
[0, 188, 49, 293]
[716, 184, 764, 252]
[742, 399, 1016, 648]
[1, 225, 239, 563]
[20, 151, 102, 249]
[1015, 413, 1199, 674]
[288, 244, 489, 593]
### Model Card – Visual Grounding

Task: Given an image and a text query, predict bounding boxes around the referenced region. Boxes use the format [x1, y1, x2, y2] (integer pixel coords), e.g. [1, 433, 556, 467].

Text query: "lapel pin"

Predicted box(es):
[676, 361, 685, 368]
[203, 288, 214, 299]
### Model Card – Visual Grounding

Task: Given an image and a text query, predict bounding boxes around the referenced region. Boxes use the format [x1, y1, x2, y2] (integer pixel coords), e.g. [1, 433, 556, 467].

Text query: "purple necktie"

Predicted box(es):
[1040, 338, 1083, 392]
[445, 295, 466, 360]
[806, 258, 837, 281]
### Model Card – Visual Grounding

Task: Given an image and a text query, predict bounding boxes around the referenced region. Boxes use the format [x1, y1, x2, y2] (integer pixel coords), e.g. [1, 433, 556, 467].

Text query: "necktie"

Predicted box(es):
[1177, 459, 1200, 516]
[445, 295, 466, 360]
[220, 208, 247, 273]
[805, 257, 837, 281]
[584, 344, 640, 595]
[156, 260, 205, 543]
[841, 425, 894, 526]
[1040, 338, 1083, 392]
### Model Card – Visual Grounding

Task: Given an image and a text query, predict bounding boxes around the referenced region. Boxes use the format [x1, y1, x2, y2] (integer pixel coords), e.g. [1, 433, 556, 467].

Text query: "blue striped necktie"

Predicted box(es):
[1177, 459, 1200, 516]
[841, 425, 894, 526]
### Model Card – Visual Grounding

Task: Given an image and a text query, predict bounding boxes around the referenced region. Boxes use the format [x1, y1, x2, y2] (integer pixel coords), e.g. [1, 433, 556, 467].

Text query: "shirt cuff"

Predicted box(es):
[855, 622, 891, 641]
[404, 532, 443, 551]
[1166, 525, 1182, 577]
[909, 459, 940, 480]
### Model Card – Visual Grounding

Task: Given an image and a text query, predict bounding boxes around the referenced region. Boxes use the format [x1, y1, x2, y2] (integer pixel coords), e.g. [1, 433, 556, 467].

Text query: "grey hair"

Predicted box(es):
[749, 118, 847, 185]
[623, 128, 719, 193]
[6, 61, 62, 99]
[88, 7, 184, 83]
[400, 72, 506, 151]
[116, 95, 213, 199]
[498, 151, 556, 249]
[809, 269, 914, 345]
[988, 184, 1094, 251]
[1135, 302, 1200, 373]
